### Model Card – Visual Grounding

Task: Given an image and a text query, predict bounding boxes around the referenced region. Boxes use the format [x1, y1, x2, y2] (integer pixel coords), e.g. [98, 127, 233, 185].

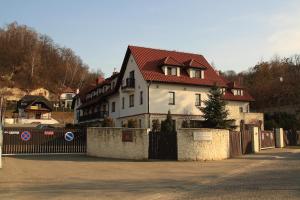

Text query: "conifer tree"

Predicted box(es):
[200, 85, 234, 129]
[161, 110, 175, 134]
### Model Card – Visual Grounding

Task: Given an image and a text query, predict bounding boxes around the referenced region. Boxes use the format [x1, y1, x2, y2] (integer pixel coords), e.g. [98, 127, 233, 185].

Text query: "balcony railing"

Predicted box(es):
[121, 78, 135, 92]
[78, 111, 108, 122]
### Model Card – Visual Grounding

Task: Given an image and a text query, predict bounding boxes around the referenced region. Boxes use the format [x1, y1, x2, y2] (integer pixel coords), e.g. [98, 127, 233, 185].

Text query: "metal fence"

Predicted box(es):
[2, 127, 86, 155]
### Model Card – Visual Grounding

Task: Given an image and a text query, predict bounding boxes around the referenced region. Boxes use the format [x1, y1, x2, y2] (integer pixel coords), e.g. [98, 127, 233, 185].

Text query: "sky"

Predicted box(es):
[1, 0, 300, 77]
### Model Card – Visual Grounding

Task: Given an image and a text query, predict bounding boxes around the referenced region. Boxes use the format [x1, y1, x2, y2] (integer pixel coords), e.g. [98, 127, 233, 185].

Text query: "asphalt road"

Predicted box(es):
[0, 147, 299, 200]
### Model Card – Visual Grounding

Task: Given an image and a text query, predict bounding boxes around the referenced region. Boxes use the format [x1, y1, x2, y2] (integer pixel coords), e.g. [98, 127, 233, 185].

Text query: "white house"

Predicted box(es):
[73, 46, 263, 130]
[59, 87, 76, 109]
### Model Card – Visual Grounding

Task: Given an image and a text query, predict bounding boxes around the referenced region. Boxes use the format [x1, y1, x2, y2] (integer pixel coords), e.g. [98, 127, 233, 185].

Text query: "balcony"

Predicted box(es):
[78, 111, 108, 123]
[121, 78, 135, 92]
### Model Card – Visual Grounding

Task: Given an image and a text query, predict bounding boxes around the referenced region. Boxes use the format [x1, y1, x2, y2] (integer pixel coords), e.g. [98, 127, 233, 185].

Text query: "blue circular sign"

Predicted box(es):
[64, 132, 74, 142]
[21, 131, 31, 141]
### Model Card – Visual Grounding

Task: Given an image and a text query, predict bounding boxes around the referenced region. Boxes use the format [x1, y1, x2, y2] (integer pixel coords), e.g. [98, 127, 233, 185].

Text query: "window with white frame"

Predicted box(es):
[195, 94, 201, 106]
[140, 91, 143, 105]
[166, 67, 177, 76]
[129, 94, 134, 107]
[195, 70, 201, 78]
[168, 92, 175, 105]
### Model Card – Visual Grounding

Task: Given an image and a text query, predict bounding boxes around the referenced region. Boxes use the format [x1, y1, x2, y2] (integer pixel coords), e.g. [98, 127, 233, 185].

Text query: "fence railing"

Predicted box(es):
[2, 127, 86, 155]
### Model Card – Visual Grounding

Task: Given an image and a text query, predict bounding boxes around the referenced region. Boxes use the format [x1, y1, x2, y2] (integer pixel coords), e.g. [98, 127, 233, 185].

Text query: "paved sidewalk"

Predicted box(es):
[0, 147, 300, 200]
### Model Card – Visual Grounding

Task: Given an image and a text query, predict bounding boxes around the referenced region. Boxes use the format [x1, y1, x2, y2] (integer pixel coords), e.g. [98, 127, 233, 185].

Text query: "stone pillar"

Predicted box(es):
[251, 126, 260, 153]
[275, 128, 284, 148]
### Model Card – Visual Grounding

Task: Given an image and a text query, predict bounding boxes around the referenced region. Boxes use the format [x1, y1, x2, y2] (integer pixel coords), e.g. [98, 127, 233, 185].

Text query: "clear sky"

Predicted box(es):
[1, 0, 300, 77]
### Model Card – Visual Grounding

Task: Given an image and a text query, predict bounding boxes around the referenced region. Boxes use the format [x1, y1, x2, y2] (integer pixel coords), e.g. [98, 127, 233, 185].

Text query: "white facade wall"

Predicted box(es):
[225, 101, 250, 128]
[149, 83, 210, 115]
[108, 94, 120, 123]
[119, 54, 148, 118]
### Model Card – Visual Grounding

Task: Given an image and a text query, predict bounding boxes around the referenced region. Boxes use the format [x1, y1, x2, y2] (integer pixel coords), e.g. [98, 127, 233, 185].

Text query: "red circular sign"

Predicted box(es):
[21, 131, 31, 141]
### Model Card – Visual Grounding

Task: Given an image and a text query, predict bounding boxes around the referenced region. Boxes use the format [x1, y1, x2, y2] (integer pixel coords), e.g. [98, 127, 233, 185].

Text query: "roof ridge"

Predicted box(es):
[128, 45, 204, 57]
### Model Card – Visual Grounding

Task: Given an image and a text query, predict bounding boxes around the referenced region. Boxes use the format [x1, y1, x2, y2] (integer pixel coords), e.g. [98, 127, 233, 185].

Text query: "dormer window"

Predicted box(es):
[233, 89, 243, 96]
[189, 68, 204, 79]
[164, 66, 178, 76]
[195, 70, 201, 78]
[220, 88, 226, 95]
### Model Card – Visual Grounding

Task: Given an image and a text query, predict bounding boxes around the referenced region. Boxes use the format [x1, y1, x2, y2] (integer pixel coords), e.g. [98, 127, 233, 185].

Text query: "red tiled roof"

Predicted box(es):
[128, 45, 254, 101]
[185, 59, 207, 69]
[162, 56, 184, 67]
[62, 87, 75, 93]
[222, 89, 255, 102]
[129, 46, 227, 87]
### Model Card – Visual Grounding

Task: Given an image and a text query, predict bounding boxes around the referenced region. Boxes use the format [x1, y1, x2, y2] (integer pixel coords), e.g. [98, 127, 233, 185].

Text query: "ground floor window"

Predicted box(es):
[189, 120, 203, 128]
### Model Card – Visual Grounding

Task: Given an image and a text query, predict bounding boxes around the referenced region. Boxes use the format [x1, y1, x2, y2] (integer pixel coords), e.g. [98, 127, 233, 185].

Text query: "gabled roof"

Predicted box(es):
[18, 95, 53, 110]
[185, 59, 207, 69]
[62, 87, 75, 94]
[161, 56, 184, 67]
[123, 45, 254, 102]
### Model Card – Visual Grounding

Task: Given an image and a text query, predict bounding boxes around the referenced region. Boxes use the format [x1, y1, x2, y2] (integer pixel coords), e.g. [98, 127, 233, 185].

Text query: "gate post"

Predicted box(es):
[275, 128, 284, 148]
[251, 126, 260, 153]
[0, 126, 2, 168]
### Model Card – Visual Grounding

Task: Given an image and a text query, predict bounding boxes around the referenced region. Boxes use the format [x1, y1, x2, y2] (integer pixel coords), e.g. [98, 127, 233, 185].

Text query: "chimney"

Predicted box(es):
[96, 75, 105, 84]
[112, 68, 118, 75]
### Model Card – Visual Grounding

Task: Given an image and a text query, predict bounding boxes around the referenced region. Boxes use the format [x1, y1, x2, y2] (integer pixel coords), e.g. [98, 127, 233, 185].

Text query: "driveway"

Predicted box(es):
[0, 147, 300, 200]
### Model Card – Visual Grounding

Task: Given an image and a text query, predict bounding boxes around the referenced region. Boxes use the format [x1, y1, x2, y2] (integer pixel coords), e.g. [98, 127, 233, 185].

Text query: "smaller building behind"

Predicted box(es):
[5, 95, 59, 126]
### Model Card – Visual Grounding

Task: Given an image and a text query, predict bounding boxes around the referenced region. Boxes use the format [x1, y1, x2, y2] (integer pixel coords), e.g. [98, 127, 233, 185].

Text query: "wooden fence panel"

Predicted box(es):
[229, 131, 242, 157]
[261, 130, 275, 149]
[241, 130, 252, 154]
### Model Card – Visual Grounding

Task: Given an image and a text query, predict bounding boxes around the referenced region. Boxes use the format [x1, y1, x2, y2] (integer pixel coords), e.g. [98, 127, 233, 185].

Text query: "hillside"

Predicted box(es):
[222, 55, 300, 111]
[0, 22, 100, 94]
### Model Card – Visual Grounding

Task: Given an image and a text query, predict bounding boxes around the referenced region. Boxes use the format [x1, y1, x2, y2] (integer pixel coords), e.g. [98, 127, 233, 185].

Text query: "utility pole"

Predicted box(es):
[0, 96, 3, 169]
[0, 96, 6, 127]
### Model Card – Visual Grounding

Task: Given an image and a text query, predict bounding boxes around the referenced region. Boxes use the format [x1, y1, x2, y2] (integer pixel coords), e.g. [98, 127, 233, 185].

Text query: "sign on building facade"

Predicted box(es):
[193, 132, 212, 141]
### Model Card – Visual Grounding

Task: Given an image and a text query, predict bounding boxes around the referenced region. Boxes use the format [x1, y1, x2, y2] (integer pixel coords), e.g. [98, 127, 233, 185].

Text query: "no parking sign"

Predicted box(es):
[21, 131, 31, 141]
[64, 132, 74, 142]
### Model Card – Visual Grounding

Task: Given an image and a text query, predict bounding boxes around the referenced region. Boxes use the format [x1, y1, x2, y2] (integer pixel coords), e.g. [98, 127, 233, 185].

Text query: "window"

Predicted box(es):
[111, 102, 115, 112]
[171, 68, 177, 75]
[195, 94, 201, 106]
[189, 120, 203, 128]
[140, 91, 143, 105]
[129, 70, 135, 79]
[166, 67, 177, 76]
[234, 89, 243, 96]
[168, 92, 175, 105]
[167, 67, 172, 75]
[239, 107, 243, 113]
[139, 119, 142, 128]
[221, 88, 226, 95]
[122, 97, 125, 109]
[129, 94, 134, 107]
[195, 70, 201, 78]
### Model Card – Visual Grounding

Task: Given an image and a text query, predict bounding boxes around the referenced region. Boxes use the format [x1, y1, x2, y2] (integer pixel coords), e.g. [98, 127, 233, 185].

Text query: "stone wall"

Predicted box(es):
[87, 127, 149, 160]
[177, 128, 230, 161]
